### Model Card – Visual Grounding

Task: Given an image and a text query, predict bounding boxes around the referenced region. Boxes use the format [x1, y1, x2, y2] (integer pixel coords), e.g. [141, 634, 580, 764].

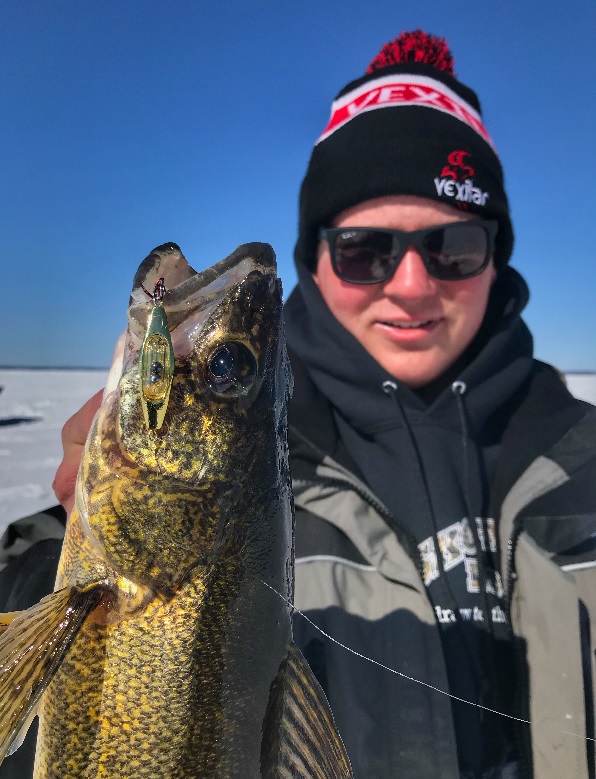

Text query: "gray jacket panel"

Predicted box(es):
[511, 532, 588, 778]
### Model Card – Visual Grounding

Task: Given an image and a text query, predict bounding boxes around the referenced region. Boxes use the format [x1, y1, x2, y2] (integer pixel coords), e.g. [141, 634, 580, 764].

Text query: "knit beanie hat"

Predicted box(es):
[295, 30, 513, 271]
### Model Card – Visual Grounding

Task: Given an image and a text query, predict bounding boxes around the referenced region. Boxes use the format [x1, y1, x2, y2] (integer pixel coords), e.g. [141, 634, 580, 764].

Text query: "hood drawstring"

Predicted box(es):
[382, 379, 495, 705]
[451, 381, 507, 747]
[451, 381, 495, 645]
[382, 380, 448, 593]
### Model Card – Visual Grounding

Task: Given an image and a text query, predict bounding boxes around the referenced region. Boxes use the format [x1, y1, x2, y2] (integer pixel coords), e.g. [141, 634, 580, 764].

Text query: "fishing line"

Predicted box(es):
[260, 579, 595, 744]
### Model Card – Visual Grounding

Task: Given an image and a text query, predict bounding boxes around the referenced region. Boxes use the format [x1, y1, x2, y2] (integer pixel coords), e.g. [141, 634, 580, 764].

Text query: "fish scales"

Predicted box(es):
[0, 242, 353, 778]
[36, 573, 224, 777]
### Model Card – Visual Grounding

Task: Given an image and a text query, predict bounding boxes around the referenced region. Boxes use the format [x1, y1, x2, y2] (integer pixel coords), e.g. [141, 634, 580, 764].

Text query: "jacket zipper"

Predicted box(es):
[505, 522, 533, 779]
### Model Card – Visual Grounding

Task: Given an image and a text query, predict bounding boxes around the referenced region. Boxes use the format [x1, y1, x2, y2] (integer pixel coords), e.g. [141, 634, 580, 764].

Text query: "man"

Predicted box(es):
[280, 30, 595, 779]
[1, 30, 595, 779]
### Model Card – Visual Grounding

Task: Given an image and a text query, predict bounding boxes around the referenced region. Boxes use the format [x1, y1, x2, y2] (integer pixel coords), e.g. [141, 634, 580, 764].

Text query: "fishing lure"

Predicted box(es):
[139, 277, 174, 430]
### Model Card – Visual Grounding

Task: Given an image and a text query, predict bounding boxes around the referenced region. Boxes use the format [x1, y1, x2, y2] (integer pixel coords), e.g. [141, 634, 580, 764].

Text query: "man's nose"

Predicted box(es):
[383, 247, 437, 298]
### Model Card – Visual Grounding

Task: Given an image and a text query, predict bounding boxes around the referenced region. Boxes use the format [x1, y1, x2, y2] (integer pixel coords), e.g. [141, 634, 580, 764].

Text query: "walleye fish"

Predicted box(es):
[0, 242, 352, 778]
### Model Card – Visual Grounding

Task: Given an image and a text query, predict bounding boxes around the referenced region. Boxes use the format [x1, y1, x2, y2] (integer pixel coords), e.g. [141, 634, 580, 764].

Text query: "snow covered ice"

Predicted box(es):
[0, 369, 107, 535]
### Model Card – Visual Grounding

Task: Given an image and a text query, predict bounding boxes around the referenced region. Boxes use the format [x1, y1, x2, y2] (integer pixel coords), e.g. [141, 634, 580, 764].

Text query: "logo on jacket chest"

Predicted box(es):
[418, 516, 504, 598]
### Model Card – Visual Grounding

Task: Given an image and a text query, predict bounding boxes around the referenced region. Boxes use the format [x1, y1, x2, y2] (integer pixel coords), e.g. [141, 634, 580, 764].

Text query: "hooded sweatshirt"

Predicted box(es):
[284, 261, 535, 775]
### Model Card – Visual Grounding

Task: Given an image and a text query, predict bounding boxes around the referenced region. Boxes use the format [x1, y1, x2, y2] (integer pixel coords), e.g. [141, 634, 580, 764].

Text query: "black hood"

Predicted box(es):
[285, 260, 533, 432]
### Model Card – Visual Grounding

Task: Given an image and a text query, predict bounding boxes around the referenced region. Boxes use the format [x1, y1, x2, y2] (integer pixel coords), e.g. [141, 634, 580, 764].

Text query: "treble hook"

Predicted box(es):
[141, 277, 166, 303]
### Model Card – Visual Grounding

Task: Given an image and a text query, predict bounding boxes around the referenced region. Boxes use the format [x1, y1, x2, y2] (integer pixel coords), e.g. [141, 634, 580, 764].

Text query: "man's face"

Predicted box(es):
[313, 195, 497, 387]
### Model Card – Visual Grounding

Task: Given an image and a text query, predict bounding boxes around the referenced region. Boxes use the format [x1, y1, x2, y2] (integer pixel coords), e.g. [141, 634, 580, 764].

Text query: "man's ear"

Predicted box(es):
[489, 261, 498, 285]
[311, 242, 326, 287]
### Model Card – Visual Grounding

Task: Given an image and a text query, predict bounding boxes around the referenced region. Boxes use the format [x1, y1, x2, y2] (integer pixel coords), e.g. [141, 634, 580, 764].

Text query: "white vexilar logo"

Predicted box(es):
[434, 176, 489, 206]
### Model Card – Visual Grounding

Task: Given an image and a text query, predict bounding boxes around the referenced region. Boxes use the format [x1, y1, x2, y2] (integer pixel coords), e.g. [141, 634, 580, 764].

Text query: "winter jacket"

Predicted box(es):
[286, 319, 596, 779]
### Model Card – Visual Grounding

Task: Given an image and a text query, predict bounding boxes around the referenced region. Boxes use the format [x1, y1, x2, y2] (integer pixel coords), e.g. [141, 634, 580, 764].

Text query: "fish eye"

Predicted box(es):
[209, 348, 234, 379]
[207, 342, 258, 396]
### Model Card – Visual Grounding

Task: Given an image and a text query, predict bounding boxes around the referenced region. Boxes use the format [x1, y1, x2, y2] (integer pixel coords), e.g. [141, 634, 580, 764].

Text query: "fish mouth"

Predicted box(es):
[124, 242, 278, 364]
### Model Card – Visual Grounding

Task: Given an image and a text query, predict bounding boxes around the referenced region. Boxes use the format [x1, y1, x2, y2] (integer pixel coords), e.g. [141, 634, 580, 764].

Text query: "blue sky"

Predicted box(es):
[2, 1, 595, 370]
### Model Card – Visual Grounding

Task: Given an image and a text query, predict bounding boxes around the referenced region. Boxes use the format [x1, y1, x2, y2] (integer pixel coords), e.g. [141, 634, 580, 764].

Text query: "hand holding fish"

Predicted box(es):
[53, 389, 103, 516]
[53, 328, 130, 515]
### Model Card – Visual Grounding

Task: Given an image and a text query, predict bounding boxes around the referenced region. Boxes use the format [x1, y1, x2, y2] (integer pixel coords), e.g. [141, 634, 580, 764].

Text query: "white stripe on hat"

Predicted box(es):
[316, 72, 496, 151]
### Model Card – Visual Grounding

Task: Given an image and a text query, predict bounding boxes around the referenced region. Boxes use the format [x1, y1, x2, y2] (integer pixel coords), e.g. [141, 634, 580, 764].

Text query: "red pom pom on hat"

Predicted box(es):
[366, 30, 455, 76]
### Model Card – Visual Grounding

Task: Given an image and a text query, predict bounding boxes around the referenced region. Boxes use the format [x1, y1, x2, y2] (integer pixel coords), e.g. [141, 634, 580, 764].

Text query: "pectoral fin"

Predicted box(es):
[261, 641, 353, 778]
[0, 582, 108, 763]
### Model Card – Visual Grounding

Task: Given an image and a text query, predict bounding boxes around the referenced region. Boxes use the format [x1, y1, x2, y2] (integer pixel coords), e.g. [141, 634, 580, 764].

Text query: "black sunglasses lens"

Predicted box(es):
[423, 223, 489, 279]
[333, 230, 395, 282]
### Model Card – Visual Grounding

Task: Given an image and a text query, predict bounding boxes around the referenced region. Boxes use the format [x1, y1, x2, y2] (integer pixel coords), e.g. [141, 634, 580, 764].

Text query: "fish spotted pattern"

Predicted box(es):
[0, 242, 352, 779]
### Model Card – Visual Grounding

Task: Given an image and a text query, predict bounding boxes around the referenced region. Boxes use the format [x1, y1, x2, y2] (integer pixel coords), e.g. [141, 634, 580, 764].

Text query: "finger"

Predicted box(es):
[53, 389, 104, 515]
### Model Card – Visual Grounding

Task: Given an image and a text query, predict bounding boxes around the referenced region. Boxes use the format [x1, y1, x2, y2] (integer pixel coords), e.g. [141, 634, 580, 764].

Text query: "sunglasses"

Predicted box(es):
[319, 220, 498, 284]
